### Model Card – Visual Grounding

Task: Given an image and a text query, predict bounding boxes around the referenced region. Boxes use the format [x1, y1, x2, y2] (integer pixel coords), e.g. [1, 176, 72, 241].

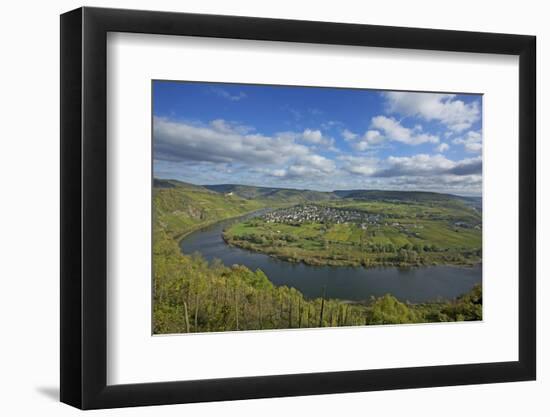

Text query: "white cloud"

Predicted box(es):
[339, 156, 380, 176]
[154, 114, 482, 195]
[353, 130, 386, 151]
[321, 120, 343, 130]
[378, 154, 455, 177]
[342, 118, 437, 150]
[274, 154, 336, 179]
[210, 119, 233, 133]
[301, 129, 323, 143]
[154, 117, 310, 165]
[452, 130, 482, 153]
[210, 119, 254, 135]
[341, 153, 481, 178]
[370, 116, 439, 145]
[341, 129, 358, 141]
[302, 129, 323, 144]
[300, 129, 334, 147]
[435, 143, 450, 153]
[270, 169, 287, 177]
[299, 154, 335, 173]
[279, 129, 334, 147]
[383, 91, 480, 132]
[210, 87, 247, 101]
[465, 142, 482, 153]
[366, 130, 383, 141]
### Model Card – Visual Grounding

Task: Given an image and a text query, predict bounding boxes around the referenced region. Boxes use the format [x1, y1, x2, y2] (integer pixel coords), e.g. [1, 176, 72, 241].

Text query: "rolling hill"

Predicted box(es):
[201, 182, 480, 208]
[153, 180, 265, 239]
[333, 189, 481, 209]
[203, 183, 338, 204]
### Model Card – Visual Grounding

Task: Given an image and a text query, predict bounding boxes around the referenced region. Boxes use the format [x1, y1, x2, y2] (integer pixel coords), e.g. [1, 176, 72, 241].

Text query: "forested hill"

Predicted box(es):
[154, 179, 481, 211]
[203, 183, 338, 203]
[334, 189, 481, 210]
[197, 182, 480, 208]
[154, 178, 212, 191]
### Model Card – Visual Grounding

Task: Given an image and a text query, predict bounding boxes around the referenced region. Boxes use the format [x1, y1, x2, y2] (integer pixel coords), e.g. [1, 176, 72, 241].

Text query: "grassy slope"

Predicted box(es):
[153, 181, 265, 240]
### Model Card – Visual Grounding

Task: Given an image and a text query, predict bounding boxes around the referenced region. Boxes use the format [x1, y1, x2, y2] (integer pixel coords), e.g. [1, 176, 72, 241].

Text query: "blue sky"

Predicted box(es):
[153, 81, 482, 196]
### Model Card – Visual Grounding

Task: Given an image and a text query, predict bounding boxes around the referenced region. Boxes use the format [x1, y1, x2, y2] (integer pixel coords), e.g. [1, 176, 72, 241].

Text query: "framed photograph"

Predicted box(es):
[60, 7, 536, 409]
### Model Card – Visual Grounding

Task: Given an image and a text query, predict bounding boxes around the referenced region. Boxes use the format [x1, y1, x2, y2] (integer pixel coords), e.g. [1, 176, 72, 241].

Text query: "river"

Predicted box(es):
[180, 213, 482, 303]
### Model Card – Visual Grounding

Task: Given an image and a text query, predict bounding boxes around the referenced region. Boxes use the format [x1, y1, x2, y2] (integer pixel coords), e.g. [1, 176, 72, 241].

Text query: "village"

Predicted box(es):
[259, 204, 481, 235]
[261, 204, 383, 227]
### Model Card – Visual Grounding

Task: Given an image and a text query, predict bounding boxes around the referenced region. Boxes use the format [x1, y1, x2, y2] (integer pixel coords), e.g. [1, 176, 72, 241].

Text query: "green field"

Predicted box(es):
[224, 200, 482, 267]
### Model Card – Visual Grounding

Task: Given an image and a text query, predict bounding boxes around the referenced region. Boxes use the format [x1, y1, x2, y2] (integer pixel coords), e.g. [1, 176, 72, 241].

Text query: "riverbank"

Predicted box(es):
[157, 229, 483, 334]
[173, 208, 269, 244]
[222, 223, 481, 269]
[180, 215, 482, 303]
[223, 233, 481, 268]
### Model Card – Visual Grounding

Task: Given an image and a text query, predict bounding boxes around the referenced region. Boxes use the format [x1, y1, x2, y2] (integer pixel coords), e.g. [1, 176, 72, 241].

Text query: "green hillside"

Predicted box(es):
[334, 189, 481, 209]
[203, 183, 338, 204]
[153, 181, 264, 240]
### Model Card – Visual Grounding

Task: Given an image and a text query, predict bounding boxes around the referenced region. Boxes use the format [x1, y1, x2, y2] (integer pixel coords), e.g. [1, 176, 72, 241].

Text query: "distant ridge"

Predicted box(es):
[154, 179, 481, 209]
[334, 189, 481, 210]
[153, 178, 213, 192]
[203, 183, 338, 203]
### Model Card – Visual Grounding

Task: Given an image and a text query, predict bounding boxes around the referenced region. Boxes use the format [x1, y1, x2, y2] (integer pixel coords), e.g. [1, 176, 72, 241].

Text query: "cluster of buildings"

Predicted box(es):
[261, 205, 383, 226]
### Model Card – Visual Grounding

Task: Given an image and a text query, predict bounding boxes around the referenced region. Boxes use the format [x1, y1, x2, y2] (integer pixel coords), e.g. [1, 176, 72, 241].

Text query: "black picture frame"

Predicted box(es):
[60, 6, 536, 410]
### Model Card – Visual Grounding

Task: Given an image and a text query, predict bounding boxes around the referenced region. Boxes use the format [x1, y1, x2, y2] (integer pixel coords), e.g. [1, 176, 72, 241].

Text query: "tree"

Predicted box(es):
[398, 249, 408, 262]
[319, 286, 326, 327]
[183, 301, 190, 333]
[367, 294, 420, 324]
